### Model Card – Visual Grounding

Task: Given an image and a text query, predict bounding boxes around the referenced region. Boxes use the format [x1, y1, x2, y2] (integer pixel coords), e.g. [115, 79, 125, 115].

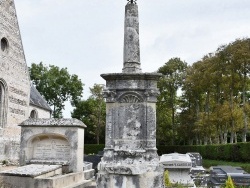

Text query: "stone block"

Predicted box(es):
[19, 118, 86, 173]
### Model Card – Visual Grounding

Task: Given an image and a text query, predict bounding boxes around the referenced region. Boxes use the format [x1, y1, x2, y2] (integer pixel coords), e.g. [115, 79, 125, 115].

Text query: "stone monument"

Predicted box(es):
[96, 1, 164, 187]
[0, 119, 95, 188]
[160, 153, 195, 187]
[209, 166, 250, 187]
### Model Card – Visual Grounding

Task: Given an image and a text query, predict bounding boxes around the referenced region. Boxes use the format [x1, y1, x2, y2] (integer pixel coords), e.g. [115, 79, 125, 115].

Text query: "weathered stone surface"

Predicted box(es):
[0, 170, 91, 188]
[0, 0, 31, 161]
[0, 0, 51, 161]
[97, 170, 164, 188]
[97, 1, 164, 187]
[19, 118, 86, 128]
[19, 118, 86, 173]
[0, 164, 62, 178]
[160, 153, 195, 187]
[123, 3, 141, 73]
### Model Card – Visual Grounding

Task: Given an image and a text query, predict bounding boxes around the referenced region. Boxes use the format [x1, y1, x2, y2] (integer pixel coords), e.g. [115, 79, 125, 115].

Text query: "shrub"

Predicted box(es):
[164, 170, 172, 187]
[225, 176, 235, 188]
[157, 142, 250, 162]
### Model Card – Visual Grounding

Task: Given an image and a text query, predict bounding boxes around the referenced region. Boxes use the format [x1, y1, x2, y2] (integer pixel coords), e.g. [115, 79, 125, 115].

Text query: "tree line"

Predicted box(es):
[157, 38, 250, 145]
[29, 38, 250, 145]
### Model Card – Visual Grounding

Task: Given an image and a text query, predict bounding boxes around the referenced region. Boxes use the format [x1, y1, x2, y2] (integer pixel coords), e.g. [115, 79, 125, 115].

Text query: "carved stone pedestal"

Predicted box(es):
[96, 2, 164, 187]
[96, 73, 164, 188]
[97, 168, 163, 188]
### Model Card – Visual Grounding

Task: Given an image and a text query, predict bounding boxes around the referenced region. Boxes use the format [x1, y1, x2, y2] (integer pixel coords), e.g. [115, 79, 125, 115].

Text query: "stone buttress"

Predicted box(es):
[96, 2, 164, 188]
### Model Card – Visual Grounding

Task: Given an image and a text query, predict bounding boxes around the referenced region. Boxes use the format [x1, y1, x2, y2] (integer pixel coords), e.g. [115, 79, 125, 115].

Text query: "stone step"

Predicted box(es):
[64, 179, 93, 188]
[35, 171, 85, 188]
[83, 169, 95, 180]
[0, 164, 63, 178]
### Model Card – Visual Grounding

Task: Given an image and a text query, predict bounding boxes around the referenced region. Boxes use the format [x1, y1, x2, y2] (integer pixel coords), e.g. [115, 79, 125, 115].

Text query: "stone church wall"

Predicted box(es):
[29, 105, 51, 119]
[0, 0, 31, 161]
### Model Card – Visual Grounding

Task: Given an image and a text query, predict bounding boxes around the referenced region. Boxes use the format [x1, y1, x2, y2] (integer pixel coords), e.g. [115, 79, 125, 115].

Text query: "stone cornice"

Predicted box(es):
[19, 118, 86, 128]
[101, 73, 162, 81]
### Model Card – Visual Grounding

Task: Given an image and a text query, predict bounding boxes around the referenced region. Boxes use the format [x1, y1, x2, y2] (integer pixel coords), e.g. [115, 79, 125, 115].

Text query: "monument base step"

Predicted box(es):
[64, 179, 94, 188]
[0, 164, 63, 178]
[0, 164, 95, 188]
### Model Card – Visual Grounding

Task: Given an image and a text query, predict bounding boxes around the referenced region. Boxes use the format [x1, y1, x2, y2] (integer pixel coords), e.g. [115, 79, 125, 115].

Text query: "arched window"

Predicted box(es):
[1, 37, 9, 52]
[0, 81, 7, 128]
[30, 109, 38, 118]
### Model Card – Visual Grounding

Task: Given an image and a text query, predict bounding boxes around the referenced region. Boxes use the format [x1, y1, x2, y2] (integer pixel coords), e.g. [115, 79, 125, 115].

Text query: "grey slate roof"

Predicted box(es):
[30, 84, 52, 111]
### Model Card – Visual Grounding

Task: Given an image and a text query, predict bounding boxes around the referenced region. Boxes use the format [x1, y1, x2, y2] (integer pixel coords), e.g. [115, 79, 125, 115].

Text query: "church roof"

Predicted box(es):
[30, 84, 52, 112]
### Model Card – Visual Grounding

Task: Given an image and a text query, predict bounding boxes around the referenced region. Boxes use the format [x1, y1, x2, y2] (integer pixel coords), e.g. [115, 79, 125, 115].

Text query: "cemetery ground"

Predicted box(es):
[1, 155, 250, 187]
[203, 159, 250, 173]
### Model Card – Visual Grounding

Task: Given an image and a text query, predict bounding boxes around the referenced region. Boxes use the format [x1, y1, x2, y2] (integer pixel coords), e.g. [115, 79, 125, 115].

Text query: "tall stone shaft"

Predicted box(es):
[97, 2, 164, 188]
[123, 3, 142, 73]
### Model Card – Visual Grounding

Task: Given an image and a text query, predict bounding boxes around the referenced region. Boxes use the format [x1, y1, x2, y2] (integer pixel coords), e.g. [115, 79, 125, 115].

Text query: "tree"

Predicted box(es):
[29, 62, 84, 118]
[72, 84, 106, 144]
[157, 58, 187, 145]
[89, 84, 106, 144]
[179, 38, 250, 144]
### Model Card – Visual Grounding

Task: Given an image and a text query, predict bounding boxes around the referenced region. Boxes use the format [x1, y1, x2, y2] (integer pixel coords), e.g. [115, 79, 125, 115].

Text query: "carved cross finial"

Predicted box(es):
[127, 0, 137, 4]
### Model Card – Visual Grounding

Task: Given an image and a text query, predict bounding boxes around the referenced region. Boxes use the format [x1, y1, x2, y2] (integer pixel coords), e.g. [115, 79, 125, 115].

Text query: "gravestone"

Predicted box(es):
[187, 152, 203, 167]
[208, 166, 250, 187]
[0, 119, 95, 188]
[19, 119, 86, 172]
[160, 153, 195, 187]
[96, 1, 164, 188]
[187, 153, 207, 186]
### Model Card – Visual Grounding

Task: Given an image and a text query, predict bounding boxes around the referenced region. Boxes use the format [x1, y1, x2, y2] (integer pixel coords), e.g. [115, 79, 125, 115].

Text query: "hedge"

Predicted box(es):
[157, 142, 250, 162]
[84, 144, 105, 155]
[84, 142, 250, 162]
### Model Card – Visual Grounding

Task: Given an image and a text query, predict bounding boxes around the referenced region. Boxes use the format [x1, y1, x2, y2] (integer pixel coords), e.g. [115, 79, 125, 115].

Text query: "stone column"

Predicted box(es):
[123, 3, 142, 73]
[96, 1, 164, 188]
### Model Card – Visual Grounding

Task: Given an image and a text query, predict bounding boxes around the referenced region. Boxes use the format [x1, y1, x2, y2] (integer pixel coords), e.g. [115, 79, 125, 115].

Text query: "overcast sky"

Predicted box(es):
[14, 0, 250, 117]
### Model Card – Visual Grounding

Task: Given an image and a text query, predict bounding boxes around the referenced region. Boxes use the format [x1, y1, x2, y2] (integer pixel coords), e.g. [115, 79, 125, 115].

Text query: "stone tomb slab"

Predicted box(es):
[19, 118, 86, 172]
[0, 164, 62, 178]
[0, 165, 93, 188]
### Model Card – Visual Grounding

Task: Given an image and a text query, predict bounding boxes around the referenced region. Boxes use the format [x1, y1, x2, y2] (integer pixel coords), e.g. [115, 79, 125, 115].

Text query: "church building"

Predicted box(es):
[0, 0, 51, 161]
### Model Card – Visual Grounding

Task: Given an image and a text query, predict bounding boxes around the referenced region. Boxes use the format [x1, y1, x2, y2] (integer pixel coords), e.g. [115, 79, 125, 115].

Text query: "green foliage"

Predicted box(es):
[72, 84, 106, 144]
[157, 57, 187, 145]
[1, 160, 8, 165]
[84, 144, 105, 154]
[157, 142, 250, 163]
[176, 38, 250, 145]
[225, 176, 235, 188]
[29, 62, 84, 118]
[164, 170, 172, 187]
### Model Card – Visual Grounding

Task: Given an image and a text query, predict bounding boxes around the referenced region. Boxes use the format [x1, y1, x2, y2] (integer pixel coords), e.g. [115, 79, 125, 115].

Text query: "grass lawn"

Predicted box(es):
[203, 159, 250, 173]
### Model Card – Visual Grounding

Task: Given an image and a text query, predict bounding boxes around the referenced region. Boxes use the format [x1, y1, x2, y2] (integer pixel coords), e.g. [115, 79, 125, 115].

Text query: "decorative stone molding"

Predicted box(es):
[103, 89, 116, 103]
[105, 166, 133, 175]
[0, 79, 8, 128]
[144, 89, 160, 102]
[115, 149, 146, 158]
[118, 92, 143, 103]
